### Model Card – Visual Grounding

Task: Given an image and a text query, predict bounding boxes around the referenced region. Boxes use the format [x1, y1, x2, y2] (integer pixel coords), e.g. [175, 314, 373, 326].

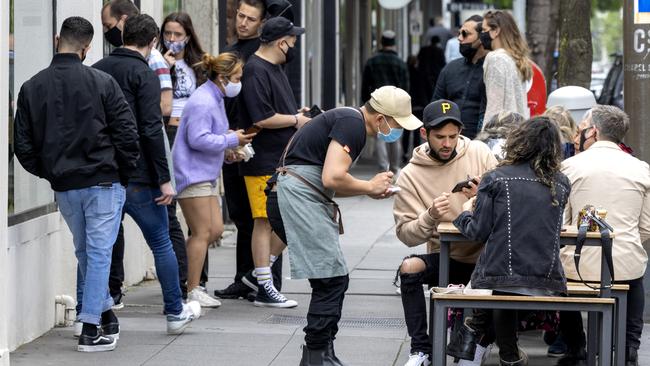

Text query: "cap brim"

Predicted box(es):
[289, 26, 305, 36]
[394, 114, 423, 131]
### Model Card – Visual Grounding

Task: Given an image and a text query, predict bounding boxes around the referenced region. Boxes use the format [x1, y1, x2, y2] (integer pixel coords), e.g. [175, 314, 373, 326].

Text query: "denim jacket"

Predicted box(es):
[454, 163, 571, 294]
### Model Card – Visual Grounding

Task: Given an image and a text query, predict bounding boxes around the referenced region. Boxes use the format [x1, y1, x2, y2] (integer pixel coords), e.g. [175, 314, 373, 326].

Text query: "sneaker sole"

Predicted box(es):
[167, 319, 194, 335]
[77, 341, 117, 352]
[253, 300, 298, 308]
[241, 276, 258, 292]
[195, 301, 221, 308]
[112, 302, 125, 310]
[547, 352, 567, 358]
[104, 332, 119, 341]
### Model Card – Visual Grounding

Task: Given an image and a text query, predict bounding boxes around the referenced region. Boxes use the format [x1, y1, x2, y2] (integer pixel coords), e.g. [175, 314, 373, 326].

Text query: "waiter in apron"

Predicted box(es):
[266, 86, 422, 365]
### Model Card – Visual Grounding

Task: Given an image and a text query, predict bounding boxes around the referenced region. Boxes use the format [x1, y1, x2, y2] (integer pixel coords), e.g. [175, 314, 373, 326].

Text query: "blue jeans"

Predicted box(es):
[123, 184, 183, 316]
[56, 184, 125, 325]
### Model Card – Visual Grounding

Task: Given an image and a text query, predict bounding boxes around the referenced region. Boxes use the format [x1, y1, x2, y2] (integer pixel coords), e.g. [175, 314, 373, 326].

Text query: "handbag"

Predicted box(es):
[574, 205, 615, 290]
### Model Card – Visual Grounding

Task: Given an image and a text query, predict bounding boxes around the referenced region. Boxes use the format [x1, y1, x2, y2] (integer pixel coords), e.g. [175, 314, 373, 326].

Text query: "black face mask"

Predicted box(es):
[459, 42, 478, 60]
[578, 126, 597, 152]
[479, 31, 493, 51]
[104, 26, 123, 47]
[281, 41, 296, 64]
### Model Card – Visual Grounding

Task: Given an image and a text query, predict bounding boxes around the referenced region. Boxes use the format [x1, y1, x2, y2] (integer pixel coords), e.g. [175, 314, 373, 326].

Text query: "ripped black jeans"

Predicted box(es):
[398, 253, 475, 354]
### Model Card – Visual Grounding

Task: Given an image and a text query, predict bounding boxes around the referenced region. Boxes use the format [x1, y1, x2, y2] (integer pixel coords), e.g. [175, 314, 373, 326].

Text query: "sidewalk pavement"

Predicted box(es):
[10, 166, 650, 365]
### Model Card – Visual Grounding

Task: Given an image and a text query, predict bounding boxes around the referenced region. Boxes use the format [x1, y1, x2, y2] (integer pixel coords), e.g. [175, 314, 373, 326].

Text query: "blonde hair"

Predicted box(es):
[484, 10, 532, 82]
[199, 52, 243, 82]
[544, 105, 576, 143]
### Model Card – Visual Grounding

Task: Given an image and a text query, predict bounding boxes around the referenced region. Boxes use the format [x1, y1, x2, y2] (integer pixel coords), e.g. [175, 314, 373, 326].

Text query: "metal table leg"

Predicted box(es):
[432, 301, 448, 366]
[587, 312, 598, 366]
[599, 305, 613, 366]
[615, 291, 628, 366]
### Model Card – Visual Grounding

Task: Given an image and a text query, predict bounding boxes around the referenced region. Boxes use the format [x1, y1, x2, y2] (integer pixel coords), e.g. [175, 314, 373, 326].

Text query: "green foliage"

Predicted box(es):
[164, 0, 183, 14]
[484, 0, 514, 9]
[591, 10, 622, 61]
[592, 0, 622, 12]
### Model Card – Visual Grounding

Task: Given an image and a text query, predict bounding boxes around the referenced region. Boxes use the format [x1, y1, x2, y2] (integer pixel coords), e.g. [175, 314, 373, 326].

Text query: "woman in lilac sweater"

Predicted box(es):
[172, 52, 254, 307]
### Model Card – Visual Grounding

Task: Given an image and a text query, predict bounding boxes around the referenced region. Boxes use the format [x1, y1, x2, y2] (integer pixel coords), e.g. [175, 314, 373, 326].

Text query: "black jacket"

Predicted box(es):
[13, 53, 139, 191]
[454, 163, 571, 294]
[93, 48, 170, 187]
[433, 57, 486, 139]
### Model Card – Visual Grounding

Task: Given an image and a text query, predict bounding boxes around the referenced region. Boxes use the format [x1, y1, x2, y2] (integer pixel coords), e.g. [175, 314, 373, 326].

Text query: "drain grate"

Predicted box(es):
[260, 314, 405, 329]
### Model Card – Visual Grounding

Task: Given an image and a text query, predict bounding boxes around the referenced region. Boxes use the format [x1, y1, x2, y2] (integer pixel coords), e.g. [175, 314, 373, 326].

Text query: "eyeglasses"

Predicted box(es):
[237, 10, 259, 23]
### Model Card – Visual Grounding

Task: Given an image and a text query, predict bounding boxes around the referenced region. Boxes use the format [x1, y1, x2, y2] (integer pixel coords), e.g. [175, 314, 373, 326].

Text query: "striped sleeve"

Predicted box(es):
[147, 49, 173, 90]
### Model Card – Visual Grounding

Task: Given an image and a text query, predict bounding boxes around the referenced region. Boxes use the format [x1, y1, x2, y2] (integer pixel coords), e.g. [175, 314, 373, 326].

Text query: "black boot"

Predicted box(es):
[326, 341, 348, 366]
[300, 345, 326, 366]
[446, 323, 480, 360]
[626, 347, 639, 366]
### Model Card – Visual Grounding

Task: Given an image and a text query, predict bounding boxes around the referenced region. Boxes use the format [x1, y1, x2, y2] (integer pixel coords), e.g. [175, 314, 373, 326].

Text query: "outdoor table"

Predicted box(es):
[433, 222, 618, 366]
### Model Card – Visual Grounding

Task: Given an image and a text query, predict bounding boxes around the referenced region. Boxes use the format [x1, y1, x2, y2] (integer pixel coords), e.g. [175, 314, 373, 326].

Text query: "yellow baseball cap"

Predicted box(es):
[368, 86, 423, 131]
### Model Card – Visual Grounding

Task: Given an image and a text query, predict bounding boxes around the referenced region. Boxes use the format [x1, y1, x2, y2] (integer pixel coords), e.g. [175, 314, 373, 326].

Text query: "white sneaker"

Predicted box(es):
[188, 287, 221, 308]
[458, 344, 493, 366]
[166, 301, 201, 335]
[404, 352, 431, 366]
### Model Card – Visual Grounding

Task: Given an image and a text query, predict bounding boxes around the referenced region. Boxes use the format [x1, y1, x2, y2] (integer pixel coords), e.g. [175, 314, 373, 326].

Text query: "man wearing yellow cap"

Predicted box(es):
[266, 86, 422, 365]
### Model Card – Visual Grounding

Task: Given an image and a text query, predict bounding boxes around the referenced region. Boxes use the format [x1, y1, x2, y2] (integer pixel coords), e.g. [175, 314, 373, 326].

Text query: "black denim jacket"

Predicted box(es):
[454, 163, 571, 294]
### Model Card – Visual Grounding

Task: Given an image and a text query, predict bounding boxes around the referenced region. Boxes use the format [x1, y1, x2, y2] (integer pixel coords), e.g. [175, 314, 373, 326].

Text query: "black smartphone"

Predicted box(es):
[451, 178, 478, 193]
[305, 104, 322, 118]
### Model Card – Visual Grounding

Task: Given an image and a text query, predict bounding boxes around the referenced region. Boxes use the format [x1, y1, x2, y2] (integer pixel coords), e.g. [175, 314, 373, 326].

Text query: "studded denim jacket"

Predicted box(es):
[453, 163, 571, 294]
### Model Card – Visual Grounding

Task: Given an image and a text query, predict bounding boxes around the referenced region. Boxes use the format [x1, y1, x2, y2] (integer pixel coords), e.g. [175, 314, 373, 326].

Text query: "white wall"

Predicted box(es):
[0, 0, 10, 362]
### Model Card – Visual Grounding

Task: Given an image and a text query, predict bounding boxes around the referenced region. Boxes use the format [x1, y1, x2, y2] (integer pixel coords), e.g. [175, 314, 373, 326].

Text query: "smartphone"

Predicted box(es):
[245, 125, 262, 134]
[451, 178, 478, 193]
[304, 104, 323, 118]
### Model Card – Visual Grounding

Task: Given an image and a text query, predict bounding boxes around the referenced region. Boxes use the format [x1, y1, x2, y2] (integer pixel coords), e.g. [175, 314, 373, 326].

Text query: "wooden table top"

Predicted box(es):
[436, 222, 615, 239]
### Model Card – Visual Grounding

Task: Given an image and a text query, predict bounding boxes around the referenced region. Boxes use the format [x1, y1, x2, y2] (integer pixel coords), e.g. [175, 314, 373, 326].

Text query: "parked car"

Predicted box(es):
[597, 53, 624, 109]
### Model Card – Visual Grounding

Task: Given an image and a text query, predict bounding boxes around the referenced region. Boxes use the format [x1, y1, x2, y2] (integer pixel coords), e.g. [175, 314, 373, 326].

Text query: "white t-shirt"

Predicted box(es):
[171, 59, 197, 118]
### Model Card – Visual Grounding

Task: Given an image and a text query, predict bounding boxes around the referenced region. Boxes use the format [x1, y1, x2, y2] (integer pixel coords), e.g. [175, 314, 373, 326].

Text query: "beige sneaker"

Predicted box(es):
[188, 287, 221, 308]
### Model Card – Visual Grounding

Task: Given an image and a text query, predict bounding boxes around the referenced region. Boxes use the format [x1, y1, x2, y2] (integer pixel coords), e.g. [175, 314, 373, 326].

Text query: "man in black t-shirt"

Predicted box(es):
[238, 16, 310, 308]
[266, 86, 422, 364]
[214, 0, 273, 301]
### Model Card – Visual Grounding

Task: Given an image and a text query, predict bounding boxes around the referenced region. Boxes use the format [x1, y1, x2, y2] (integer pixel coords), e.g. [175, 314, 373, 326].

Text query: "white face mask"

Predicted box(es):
[223, 80, 242, 97]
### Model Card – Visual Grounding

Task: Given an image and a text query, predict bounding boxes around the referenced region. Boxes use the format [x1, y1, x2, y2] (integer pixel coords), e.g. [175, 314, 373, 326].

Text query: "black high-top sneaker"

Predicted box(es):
[101, 309, 119, 340]
[77, 323, 117, 352]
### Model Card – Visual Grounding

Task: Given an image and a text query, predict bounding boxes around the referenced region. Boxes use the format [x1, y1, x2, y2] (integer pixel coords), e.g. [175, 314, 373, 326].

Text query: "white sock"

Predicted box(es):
[270, 255, 278, 267]
[255, 266, 272, 285]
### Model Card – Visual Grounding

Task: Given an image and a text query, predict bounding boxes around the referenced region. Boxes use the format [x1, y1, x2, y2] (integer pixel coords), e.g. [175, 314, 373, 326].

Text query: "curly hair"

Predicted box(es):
[500, 116, 563, 205]
[475, 111, 525, 143]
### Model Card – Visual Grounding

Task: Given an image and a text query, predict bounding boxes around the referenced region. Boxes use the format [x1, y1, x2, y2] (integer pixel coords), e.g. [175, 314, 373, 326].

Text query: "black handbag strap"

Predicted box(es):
[574, 223, 615, 290]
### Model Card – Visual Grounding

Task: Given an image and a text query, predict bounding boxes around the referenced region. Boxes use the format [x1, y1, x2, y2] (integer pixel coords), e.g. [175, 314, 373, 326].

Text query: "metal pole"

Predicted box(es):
[624, 0, 650, 163]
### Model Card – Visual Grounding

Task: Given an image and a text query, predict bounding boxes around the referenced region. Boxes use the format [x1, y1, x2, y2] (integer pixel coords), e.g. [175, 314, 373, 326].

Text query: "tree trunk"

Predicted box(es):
[526, 0, 560, 90]
[557, 0, 592, 88]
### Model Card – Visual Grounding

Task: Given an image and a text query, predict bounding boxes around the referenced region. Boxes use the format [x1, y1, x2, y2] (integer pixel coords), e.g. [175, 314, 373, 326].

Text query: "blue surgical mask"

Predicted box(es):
[164, 39, 187, 54]
[377, 117, 403, 143]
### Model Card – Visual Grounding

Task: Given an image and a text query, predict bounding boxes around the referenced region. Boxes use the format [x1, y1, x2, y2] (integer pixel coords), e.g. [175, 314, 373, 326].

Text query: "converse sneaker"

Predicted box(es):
[166, 301, 201, 335]
[404, 352, 431, 366]
[241, 269, 257, 292]
[188, 287, 221, 308]
[77, 332, 117, 352]
[254, 282, 298, 308]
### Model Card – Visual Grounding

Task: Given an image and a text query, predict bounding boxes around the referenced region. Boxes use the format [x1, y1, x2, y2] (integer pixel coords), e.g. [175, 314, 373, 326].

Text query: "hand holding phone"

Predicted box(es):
[451, 178, 479, 193]
[304, 104, 323, 118]
[387, 186, 401, 194]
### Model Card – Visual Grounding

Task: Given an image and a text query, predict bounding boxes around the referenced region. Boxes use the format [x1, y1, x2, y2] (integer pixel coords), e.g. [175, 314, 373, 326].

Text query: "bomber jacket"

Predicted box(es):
[93, 48, 170, 187]
[454, 163, 571, 294]
[13, 53, 139, 191]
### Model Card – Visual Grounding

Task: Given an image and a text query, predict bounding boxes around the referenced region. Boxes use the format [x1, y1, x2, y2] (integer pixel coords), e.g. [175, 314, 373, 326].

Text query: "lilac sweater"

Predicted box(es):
[172, 80, 239, 194]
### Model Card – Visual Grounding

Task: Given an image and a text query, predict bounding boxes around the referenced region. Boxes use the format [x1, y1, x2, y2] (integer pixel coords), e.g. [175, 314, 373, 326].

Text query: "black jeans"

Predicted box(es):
[561, 276, 645, 351]
[399, 253, 475, 354]
[466, 294, 520, 362]
[108, 220, 125, 298]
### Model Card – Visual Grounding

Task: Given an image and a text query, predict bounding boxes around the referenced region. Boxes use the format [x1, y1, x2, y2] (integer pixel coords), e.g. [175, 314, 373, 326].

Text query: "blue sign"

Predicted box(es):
[640, 0, 650, 12]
